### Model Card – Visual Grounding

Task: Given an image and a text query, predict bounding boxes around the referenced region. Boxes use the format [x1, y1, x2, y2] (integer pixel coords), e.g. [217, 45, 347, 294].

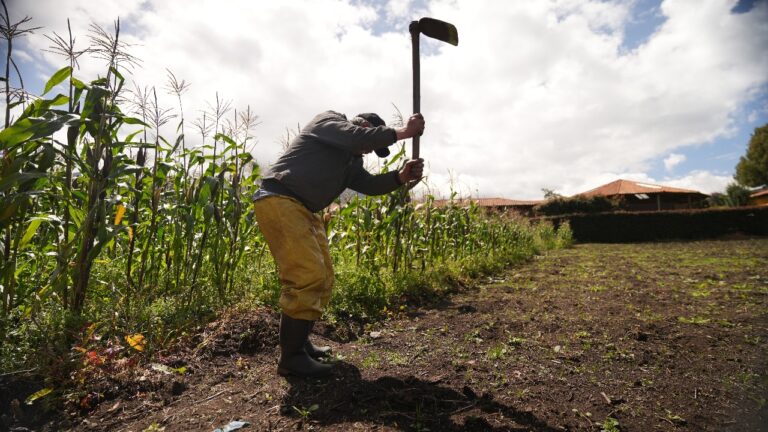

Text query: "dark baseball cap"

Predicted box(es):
[356, 112, 390, 157]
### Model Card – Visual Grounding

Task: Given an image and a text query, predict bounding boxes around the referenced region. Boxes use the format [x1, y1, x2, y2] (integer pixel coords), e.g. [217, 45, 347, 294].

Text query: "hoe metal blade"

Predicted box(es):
[417, 17, 459, 46]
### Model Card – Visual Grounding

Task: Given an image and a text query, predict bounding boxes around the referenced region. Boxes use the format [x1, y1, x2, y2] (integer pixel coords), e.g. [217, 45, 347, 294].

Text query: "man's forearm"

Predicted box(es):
[349, 171, 402, 196]
[395, 127, 419, 141]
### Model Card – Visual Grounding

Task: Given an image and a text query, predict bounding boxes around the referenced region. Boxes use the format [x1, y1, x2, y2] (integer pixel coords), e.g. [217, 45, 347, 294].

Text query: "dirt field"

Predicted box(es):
[12, 239, 768, 431]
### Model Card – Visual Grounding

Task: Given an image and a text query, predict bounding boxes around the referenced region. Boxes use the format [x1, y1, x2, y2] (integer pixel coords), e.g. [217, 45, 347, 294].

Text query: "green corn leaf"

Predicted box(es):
[87, 225, 126, 263]
[110, 66, 125, 83]
[0, 172, 47, 194]
[19, 218, 44, 249]
[0, 201, 18, 224]
[47, 94, 70, 107]
[71, 78, 87, 106]
[0, 114, 77, 148]
[122, 116, 149, 126]
[123, 130, 144, 143]
[0, 118, 36, 147]
[80, 85, 109, 121]
[71, 77, 87, 90]
[43, 66, 72, 95]
[214, 133, 237, 148]
[69, 206, 86, 229]
[171, 134, 185, 153]
[25, 387, 53, 405]
[106, 164, 145, 180]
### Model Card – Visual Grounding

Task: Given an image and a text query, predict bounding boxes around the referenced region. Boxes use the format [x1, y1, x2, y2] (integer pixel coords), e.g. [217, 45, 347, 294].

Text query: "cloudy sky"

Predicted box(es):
[5, 0, 768, 199]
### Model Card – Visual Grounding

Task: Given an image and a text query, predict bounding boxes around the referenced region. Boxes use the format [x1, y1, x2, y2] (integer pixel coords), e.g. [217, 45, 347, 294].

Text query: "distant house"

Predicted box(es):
[432, 197, 544, 216]
[575, 179, 708, 212]
[749, 188, 768, 206]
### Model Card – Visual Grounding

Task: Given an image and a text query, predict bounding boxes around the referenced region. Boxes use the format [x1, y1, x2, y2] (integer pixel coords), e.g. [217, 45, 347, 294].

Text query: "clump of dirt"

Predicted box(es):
[191, 307, 280, 357]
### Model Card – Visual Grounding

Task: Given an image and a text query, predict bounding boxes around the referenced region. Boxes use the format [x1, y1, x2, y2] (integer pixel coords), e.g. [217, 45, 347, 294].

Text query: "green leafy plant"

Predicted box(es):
[293, 404, 319, 422]
[601, 416, 620, 432]
[487, 343, 508, 360]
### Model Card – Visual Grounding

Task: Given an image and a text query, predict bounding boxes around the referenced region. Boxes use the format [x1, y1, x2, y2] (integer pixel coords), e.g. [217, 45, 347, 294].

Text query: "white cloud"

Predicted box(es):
[663, 152, 685, 171]
[663, 170, 731, 194]
[12, 48, 34, 63]
[554, 169, 730, 196]
[386, 0, 413, 19]
[8, 0, 768, 201]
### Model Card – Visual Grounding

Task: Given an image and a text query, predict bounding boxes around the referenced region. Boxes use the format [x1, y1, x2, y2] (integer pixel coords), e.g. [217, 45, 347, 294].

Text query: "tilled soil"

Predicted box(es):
[10, 239, 768, 431]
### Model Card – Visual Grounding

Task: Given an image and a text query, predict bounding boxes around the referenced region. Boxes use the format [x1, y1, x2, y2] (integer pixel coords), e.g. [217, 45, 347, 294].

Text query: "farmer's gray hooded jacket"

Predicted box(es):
[258, 111, 402, 212]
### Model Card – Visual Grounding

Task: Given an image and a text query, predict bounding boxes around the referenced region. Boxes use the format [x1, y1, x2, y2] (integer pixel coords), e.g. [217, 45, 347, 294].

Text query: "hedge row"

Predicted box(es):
[534, 195, 620, 216]
[539, 206, 768, 243]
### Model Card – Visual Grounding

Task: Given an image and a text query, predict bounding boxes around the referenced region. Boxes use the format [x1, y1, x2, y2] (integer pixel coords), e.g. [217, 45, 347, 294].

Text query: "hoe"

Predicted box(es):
[409, 17, 459, 159]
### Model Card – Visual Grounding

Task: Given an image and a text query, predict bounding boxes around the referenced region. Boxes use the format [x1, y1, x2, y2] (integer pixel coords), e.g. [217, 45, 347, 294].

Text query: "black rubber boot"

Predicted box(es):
[278, 314, 333, 378]
[305, 321, 332, 359]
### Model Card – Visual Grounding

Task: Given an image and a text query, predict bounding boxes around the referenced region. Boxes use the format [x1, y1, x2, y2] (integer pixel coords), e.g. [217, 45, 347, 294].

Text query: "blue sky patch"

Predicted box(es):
[621, 0, 666, 53]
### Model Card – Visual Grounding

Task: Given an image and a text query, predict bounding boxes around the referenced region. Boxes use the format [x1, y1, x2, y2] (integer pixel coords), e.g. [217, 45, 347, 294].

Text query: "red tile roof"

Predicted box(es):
[751, 188, 768, 198]
[577, 179, 706, 198]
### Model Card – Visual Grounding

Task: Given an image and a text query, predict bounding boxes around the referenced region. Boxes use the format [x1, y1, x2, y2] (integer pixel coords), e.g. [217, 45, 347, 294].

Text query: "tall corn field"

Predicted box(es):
[0, 14, 570, 375]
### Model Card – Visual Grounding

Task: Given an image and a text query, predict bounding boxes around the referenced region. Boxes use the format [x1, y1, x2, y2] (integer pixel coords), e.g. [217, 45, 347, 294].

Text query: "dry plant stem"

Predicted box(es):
[166, 68, 189, 190]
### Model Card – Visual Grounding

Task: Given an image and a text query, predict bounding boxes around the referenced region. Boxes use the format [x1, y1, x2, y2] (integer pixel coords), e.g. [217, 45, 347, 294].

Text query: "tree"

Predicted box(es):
[708, 183, 752, 207]
[535, 194, 620, 215]
[726, 183, 752, 206]
[706, 192, 727, 207]
[541, 188, 562, 199]
[735, 123, 768, 188]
